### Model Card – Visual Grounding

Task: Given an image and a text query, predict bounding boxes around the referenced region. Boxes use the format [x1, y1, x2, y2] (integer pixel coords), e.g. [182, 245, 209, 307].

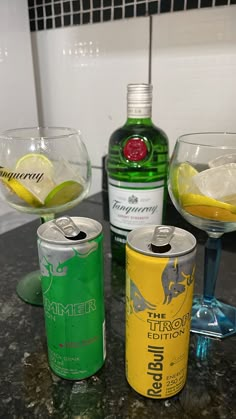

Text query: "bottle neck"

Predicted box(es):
[127, 102, 152, 121]
[126, 117, 152, 126]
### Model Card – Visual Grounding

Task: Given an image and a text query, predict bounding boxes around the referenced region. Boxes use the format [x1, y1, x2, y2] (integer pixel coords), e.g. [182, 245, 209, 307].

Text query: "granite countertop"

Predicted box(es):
[0, 192, 236, 419]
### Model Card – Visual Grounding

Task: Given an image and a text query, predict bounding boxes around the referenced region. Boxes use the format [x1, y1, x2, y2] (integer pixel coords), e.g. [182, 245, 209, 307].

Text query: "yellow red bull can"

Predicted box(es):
[126, 225, 196, 399]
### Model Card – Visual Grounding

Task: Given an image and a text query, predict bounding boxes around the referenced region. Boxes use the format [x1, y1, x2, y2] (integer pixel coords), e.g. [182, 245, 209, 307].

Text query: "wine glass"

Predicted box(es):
[168, 132, 236, 339]
[0, 127, 91, 305]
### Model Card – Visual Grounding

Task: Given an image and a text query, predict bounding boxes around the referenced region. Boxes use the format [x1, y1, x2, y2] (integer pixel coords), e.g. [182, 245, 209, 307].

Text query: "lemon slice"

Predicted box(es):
[1, 177, 43, 207]
[14, 153, 55, 204]
[15, 153, 53, 174]
[181, 193, 236, 222]
[44, 180, 83, 207]
[170, 162, 198, 200]
[0, 153, 56, 207]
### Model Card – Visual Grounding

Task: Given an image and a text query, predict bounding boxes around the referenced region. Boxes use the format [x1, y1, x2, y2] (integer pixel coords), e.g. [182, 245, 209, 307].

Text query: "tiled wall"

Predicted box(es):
[28, 0, 236, 31]
[30, 5, 236, 195]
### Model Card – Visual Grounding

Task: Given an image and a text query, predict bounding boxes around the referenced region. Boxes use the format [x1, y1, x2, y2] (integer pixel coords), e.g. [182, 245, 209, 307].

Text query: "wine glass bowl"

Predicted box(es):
[0, 127, 91, 305]
[168, 132, 236, 338]
[0, 127, 91, 215]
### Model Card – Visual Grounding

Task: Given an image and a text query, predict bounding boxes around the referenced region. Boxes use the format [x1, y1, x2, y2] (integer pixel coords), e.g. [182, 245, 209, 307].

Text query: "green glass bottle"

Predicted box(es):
[107, 83, 169, 265]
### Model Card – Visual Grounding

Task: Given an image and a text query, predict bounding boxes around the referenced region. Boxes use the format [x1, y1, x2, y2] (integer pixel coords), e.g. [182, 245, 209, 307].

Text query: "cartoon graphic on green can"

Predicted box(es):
[37, 216, 106, 380]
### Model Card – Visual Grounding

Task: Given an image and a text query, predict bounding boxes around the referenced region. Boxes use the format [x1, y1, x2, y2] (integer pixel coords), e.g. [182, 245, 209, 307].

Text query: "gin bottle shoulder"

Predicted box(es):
[108, 119, 169, 149]
[107, 119, 169, 183]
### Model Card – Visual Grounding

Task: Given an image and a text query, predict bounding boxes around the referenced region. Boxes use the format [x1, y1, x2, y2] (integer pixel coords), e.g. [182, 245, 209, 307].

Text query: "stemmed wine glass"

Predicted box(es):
[168, 132, 236, 339]
[0, 127, 91, 306]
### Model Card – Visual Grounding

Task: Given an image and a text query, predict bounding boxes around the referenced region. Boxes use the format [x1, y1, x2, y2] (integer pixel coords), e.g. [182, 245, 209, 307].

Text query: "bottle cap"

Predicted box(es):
[127, 83, 152, 118]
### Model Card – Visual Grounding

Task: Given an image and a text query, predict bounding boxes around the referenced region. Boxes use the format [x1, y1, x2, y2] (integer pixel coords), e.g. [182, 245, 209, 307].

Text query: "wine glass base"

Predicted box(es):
[16, 270, 43, 306]
[191, 295, 236, 339]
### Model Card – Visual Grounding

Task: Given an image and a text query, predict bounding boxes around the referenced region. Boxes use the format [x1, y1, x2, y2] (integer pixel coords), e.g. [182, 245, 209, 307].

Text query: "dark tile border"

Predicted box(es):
[28, 0, 233, 31]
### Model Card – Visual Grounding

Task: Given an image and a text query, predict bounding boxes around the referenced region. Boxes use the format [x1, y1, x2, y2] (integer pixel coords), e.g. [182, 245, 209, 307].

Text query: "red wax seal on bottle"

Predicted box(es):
[123, 138, 147, 161]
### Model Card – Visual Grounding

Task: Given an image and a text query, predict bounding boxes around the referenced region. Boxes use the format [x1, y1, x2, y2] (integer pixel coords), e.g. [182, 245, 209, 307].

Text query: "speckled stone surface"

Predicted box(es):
[0, 193, 236, 419]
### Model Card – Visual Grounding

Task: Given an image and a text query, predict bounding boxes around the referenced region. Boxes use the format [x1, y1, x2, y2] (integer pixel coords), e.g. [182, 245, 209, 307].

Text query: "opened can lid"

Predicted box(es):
[37, 216, 102, 244]
[127, 225, 196, 257]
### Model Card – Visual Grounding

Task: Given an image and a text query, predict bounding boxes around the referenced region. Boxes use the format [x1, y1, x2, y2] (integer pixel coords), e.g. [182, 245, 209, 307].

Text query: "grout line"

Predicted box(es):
[91, 165, 102, 169]
[69, 0, 73, 22]
[148, 15, 152, 84]
[60, 0, 63, 27]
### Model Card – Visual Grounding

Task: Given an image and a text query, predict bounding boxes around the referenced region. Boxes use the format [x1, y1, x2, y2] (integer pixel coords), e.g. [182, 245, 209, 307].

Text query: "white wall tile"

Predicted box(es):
[90, 168, 102, 196]
[0, 0, 38, 131]
[31, 17, 150, 194]
[152, 6, 236, 155]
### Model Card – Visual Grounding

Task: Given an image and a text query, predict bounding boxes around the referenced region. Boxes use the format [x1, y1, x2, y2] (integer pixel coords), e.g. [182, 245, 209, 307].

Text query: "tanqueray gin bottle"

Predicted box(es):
[107, 83, 169, 265]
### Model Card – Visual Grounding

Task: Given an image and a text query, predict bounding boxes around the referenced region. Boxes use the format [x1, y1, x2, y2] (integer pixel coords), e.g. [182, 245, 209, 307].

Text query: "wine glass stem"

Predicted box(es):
[40, 214, 55, 224]
[203, 236, 222, 303]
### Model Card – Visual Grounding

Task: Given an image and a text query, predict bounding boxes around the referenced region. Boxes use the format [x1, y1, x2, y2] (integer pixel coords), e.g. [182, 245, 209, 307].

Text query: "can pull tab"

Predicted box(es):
[150, 226, 175, 253]
[53, 216, 86, 240]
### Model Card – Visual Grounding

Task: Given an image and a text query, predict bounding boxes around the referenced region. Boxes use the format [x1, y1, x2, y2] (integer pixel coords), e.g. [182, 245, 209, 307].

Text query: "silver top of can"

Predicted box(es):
[151, 226, 175, 248]
[127, 83, 152, 118]
[37, 216, 102, 244]
[53, 216, 81, 238]
[127, 225, 196, 257]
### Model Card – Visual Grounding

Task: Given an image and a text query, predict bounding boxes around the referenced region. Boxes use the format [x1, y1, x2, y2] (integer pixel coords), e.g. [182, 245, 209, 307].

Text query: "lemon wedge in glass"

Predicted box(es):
[15, 153, 54, 174]
[44, 180, 83, 207]
[0, 153, 55, 207]
[181, 193, 236, 222]
[170, 162, 199, 200]
[1, 175, 44, 207]
[1, 154, 84, 209]
[15, 153, 55, 205]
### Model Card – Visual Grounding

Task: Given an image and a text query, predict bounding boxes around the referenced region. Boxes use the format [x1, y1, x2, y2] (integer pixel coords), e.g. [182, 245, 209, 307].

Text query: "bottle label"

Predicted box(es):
[108, 179, 164, 231]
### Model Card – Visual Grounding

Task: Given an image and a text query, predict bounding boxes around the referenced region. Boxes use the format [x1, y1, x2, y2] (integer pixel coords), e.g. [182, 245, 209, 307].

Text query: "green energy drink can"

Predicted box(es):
[37, 216, 106, 380]
[126, 225, 196, 399]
